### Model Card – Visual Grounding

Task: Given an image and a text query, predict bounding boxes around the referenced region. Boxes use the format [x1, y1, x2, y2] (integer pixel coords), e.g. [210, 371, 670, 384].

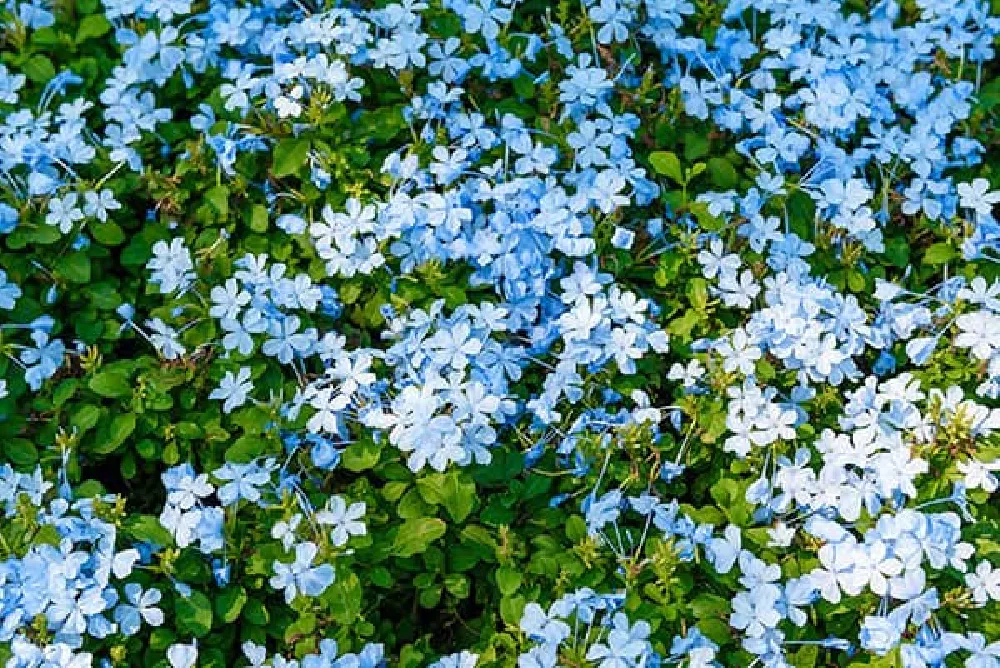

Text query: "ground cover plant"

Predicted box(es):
[1, 0, 1000, 665]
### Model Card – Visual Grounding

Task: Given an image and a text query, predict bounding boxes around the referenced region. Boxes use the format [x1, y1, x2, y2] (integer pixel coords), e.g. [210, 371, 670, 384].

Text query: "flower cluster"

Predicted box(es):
[0, 0, 998, 663]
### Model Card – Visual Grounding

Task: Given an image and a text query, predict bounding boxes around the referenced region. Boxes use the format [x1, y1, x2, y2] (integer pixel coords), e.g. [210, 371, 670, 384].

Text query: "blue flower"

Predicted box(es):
[269, 541, 335, 603]
[0, 203, 18, 234]
[0, 269, 22, 310]
[859, 616, 902, 656]
[167, 642, 198, 668]
[20, 330, 65, 390]
[45, 192, 84, 233]
[611, 227, 634, 250]
[113, 584, 164, 636]
[209, 367, 253, 413]
[213, 460, 272, 506]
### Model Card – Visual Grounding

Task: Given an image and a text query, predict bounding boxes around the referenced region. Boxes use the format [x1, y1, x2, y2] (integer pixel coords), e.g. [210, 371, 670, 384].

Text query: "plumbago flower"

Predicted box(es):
[0, 0, 999, 662]
[269, 541, 335, 604]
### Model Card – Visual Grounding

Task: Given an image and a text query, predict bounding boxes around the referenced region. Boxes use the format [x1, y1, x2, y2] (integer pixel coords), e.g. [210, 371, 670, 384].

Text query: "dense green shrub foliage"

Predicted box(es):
[1, 0, 1000, 665]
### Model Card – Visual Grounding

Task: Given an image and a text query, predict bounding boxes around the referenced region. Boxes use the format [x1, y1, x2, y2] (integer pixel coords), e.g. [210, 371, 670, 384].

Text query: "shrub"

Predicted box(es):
[0, 0, 999, 666]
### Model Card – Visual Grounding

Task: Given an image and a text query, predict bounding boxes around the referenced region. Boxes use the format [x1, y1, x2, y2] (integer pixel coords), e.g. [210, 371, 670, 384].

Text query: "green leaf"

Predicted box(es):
[707, 157, 739, 189]
[924, 242, 956, 265]
[76, 14, 111, 42]
[89, 370, 132, 398]
[687, 277, 709, 311]
[126, 514, 173, 546]
[789, 645, 819, 668]
[271, 138, 311, 177]
[392, 518, 447, 557]
[512, 74, 535, 99]
[668, 308, 703, 340]
[686, 201, 721, 232]
[686, 162, 707, 182]
[175, 590, 213, 637]
[283, 613, 316, 644]
[443, 573, 470, 598]
[214, 586, 247, 624]
[847, 269, 866, 292]
[417, 470, 476, 522]
[225, 435, 268, 463]
[250, 204, 269, 233]
[52, 379, 79, 406]
[690, 593, 730, 618]
[71, 404, 101, 432]
[92, 221, 126, 245]
[121, 237, 151, 266]
[358, 107, 406, 141]
[649, 151, 684, 184]
[499, 595, 525, 626]
[204, 185, 229, 219]
[710, 478, 751, 525]
[975, 78, 1000, 111]
[243, 598, 269, 625]
[473, 447, 523, 485]
[4, 439, 38, 468]
[786, 190, 815, 240]
[93, 413, 136, 454]
[883, 235, 910, 268]
[340, 281, 363, 305]
[343, 440, 381, 471]
[325, 573, 362, 624]
[683, 131, 711, 161]
[23, 55, 56, 83]
[59, 253, 91, 284]
[37, 227, 64, 246]
[398, 488, 434, 519]
[399, 645, 426, 668]
[495, 566, 522, 596]
[565, 515, 587, 542]
[854, 649, 902, 667]
[419, 585, 442, 608]
[231, 406, 272, 434]
[33, 524, 61, 547]
[460, 525, 498, 557]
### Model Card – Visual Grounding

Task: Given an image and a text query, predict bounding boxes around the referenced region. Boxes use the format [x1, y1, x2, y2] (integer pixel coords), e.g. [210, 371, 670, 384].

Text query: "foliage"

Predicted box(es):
[1, 0, 1000, 666]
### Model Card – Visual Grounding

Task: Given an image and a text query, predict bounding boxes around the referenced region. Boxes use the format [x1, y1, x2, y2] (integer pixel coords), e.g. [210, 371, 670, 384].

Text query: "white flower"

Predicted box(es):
[958, 458, 999, 494]
[209, 367, 254, 413]
[966, 561, 1000, 605]
[315, 496, 367, 547]
[955, 312, 1000, 361]
[958, 178, 1000, 217]
[167, 642, 198, 668]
